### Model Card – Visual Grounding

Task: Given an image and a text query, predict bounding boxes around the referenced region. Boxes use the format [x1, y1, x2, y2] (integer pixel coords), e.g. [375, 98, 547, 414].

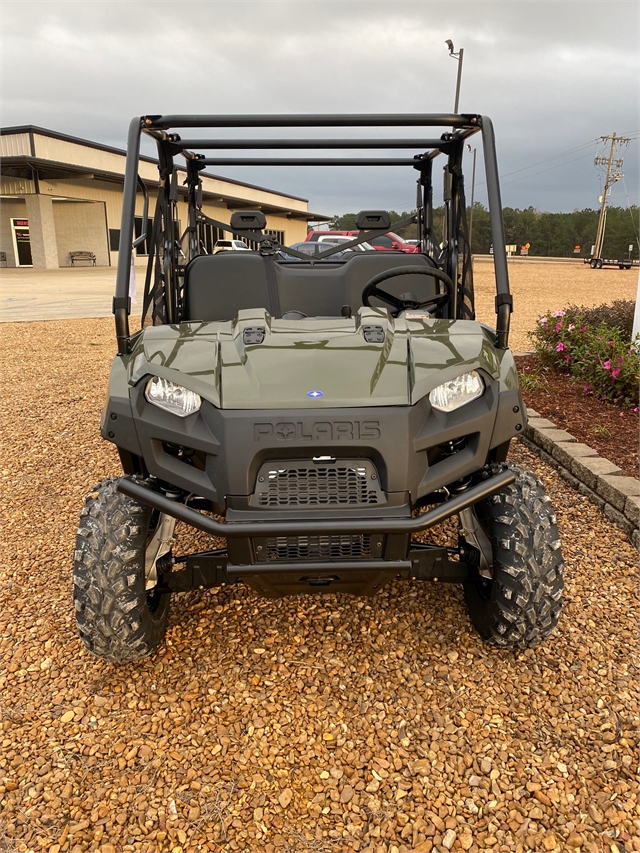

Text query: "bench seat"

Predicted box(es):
[183, 252, 438, 321]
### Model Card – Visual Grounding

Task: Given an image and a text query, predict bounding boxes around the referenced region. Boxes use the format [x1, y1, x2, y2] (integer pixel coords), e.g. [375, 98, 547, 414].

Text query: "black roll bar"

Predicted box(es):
[479, 116, 511, 347]
[132, 175, 149, 249]
[145, 113, 480, 129]
[445, 140, 464, 318]
[113, 113, 510, 354]
[175, 138, 453, 150]
[196, 158, 427, 167]
[114, 117, 143, 354]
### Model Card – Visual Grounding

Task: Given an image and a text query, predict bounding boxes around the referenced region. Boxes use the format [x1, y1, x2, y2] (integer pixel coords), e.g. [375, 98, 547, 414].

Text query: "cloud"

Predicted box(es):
[1, 0, 638, 213]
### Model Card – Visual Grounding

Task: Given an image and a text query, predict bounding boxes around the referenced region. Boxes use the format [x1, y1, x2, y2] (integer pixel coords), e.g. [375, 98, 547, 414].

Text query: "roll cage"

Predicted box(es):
[113, 113, 511, 354]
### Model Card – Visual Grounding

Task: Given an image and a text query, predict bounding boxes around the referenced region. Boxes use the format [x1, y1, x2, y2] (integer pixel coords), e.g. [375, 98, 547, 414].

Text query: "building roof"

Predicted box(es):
[0, 124, 331, 222]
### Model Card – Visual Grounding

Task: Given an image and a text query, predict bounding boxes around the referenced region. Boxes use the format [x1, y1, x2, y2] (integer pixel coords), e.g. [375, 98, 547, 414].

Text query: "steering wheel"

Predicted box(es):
[362, 266, 454, 316]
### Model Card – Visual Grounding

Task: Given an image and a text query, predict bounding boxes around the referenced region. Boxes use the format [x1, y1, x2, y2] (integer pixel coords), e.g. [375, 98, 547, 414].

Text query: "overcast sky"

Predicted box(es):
[1, 0, 638, 217]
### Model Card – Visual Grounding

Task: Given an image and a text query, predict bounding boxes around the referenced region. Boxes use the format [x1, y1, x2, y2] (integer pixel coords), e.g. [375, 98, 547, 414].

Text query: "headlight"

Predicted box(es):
[145, 376, 201, 417]
[428, 371, 484, 412]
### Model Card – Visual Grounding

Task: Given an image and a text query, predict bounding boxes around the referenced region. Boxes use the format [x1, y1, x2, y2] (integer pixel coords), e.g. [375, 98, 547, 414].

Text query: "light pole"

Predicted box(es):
[445, 40, 464, 112]
[467, 143, 477, 253]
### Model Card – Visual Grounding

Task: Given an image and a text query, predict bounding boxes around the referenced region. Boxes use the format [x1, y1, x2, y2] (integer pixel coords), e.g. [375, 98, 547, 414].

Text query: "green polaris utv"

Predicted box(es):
[73, 112, 564, 662]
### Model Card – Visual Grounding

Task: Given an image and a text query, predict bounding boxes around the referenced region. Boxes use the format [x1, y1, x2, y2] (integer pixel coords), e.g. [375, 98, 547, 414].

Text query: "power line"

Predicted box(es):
[621, 176, 640, 248]
[345, 132, 640, 213]
[474, 139, 602, 189]
[495, 139, 601, 181]
[387, 141, 604, 206]
[477, 133, 639, 190]
[474, 149, 597, 191]
[500, 151, 597, 187]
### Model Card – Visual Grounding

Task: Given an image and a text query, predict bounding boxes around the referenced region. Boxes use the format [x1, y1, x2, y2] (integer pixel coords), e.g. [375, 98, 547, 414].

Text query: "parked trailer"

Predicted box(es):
[585, 257, 639, 270]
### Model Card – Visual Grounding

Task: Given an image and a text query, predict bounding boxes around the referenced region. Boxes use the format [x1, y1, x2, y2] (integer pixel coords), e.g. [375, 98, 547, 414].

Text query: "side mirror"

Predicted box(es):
[391, 241, 399, 249]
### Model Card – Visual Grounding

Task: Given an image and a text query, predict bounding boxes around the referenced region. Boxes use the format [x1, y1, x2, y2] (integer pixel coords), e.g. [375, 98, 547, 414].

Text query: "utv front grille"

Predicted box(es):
[251, 459, 384, 508]
[262, 534, 378, 562]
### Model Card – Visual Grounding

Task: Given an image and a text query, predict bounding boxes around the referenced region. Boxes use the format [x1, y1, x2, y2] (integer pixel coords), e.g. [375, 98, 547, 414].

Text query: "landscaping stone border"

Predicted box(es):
[519, 409, 640, 552]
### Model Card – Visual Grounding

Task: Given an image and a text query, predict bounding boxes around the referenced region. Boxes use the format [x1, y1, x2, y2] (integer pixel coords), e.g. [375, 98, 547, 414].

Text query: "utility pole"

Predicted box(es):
[592, 133, 630, 260]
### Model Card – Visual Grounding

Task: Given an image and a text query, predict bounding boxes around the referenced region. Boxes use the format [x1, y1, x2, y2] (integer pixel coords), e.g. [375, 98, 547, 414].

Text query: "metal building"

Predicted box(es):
[0, 126, 326, 268]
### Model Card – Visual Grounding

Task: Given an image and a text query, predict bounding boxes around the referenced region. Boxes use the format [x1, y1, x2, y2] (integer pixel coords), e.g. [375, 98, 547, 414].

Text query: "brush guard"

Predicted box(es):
[118, 468, 513, 596]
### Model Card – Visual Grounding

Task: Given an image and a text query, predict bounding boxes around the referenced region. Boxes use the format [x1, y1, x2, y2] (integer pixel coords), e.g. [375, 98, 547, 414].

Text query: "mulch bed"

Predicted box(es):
[515, 354, 638, 479]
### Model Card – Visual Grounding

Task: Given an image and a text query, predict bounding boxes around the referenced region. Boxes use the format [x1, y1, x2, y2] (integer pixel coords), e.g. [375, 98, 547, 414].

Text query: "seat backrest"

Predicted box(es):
[184, 253, 271, 321]
[183, 250, 438, 321]
[342, 253, 436, 312]
[276, 263, 348, 316]
[277, 253, 437, 316]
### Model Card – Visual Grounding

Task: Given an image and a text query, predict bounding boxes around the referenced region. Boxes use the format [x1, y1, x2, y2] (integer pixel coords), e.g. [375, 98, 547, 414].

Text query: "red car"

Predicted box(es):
[305, 230, 352, 242]
[305, 229, 418, 252]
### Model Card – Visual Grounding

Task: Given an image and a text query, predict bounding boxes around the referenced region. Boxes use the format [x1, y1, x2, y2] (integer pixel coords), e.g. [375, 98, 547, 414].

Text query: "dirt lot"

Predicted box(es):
[1, 261, 637, 355]
[1, 314, 638, 853]
[0, 268, 116, 323]
[472, 261, 638, 353]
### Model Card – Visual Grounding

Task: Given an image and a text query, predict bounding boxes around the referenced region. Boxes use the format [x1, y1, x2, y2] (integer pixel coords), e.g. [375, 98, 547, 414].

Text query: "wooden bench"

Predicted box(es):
[70, 251, 96, 266]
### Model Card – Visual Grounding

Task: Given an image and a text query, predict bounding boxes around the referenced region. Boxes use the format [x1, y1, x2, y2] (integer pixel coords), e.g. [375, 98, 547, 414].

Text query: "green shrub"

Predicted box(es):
[561, 299, 636, 338]
[529, 303, 639, 408]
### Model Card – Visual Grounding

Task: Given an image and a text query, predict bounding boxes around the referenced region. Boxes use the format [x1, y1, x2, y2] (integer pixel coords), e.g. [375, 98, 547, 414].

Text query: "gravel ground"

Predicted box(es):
[2, 261, 637, 352]
[1, 318, 639, 853]
[472, 262, 638, 353]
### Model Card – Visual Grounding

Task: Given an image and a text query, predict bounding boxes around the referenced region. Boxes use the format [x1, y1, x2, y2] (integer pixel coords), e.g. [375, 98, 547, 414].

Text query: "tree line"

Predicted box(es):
[328, 206, 640, 258]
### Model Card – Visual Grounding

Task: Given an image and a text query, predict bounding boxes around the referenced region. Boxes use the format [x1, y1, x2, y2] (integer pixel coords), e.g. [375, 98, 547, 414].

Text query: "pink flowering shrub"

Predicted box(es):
[529, 302, 639, 406]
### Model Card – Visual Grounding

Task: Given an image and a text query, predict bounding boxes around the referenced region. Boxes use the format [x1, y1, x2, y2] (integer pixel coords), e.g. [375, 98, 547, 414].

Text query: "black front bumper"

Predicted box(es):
[118, 469, 513, 596]
[118, 467, 514, 538]
[118, 471, 515, 597]
[104, 377, 524, 511]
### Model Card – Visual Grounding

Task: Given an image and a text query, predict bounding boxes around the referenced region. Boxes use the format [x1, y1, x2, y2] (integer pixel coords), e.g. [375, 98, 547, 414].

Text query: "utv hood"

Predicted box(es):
[128, 308, 511, 409]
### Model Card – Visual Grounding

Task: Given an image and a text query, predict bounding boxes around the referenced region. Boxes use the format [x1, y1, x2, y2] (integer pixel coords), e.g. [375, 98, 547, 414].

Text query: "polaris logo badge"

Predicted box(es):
[254, 421, 381, 441]
[275, 423, 296, 440]
[307, 390, 323, 398]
